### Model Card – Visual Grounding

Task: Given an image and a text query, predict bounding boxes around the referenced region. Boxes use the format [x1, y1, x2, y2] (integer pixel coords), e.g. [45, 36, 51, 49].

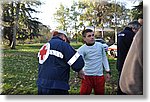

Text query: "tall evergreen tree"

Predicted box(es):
[2, 0, 42, 49]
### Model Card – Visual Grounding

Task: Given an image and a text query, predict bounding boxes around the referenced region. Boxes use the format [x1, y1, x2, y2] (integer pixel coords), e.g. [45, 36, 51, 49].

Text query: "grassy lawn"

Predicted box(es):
[1, 42, 118, 95]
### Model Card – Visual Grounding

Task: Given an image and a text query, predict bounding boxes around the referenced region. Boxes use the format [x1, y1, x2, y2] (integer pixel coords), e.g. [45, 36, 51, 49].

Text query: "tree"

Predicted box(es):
[54, 4, 70, 32]
[130, 1, 143, 20]
[53, 0, 135, 42]
[77, 0, 128, 41]
[2, 0, 42, 49]
[69, 1, 83, 43]
[11, 2, 20, 49]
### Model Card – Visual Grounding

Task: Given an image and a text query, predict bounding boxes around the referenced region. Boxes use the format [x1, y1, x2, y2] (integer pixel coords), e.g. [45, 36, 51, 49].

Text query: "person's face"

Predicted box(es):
[60, 34, 70, 43]
[61, 34, 67, 42]
[132, 26, 141, 34]
[83, 32, 95, 44]
[138, 18, 143, 25]
[132, 28, 139, 34]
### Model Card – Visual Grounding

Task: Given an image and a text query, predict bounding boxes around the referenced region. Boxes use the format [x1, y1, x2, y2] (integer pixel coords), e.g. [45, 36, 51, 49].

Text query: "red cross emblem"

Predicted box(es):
[38, 43, 50, 64]
[40, 46, 47, 60]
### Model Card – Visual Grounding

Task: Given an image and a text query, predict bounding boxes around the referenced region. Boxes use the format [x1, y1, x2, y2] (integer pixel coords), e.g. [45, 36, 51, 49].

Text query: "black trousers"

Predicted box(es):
[38, 86, 69, 95]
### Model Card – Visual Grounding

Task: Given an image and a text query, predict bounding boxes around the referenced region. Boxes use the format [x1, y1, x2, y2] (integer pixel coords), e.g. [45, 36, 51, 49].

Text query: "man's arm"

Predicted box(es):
[63, 42, 85, 72]
[102, 46, 111, 81]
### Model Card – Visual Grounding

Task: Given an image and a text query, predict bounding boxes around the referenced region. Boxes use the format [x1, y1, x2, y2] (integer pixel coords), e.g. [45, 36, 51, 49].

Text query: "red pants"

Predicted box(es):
[80, 75, 105, 95]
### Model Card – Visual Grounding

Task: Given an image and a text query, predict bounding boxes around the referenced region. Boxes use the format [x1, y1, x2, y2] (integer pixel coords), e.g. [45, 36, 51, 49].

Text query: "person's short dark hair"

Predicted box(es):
[82, 29, 93, 37]
[128, 21, 141, 30]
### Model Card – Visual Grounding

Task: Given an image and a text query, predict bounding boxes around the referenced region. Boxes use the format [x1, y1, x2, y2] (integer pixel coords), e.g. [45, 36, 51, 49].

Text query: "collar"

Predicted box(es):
[124, 27, 133, 31]
[86, 42, 95, 46]
[51, 36, 63, 41]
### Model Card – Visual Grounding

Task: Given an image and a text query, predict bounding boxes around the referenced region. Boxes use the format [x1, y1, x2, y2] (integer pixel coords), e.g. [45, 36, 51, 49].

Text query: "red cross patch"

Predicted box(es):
[38, 43, 50, 64]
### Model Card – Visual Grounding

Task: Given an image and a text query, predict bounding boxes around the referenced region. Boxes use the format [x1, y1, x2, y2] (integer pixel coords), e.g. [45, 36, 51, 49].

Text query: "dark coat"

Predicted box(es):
[120, 27, 143, 95]
[117, 27, 136, 72]
[37, 36, 84, 91]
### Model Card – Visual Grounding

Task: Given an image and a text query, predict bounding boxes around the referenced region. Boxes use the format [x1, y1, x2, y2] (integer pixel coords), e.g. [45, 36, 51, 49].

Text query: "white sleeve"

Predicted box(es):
[102, 47, 110, 71]
[77, 46, 85, 58]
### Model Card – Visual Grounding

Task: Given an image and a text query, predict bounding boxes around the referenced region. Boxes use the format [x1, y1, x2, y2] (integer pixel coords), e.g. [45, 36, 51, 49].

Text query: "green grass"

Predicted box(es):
[1, 43, 118, 95]
[70, 42, 83, 49]
[1, 44, 42, 95]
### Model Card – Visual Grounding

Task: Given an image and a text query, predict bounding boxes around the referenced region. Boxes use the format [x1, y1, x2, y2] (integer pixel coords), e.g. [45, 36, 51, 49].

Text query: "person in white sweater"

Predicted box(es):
[77, 29, 111, 95]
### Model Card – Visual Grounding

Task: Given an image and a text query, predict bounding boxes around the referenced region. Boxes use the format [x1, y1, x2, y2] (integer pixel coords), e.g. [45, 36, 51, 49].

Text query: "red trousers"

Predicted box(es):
[80, 75, 105, 95]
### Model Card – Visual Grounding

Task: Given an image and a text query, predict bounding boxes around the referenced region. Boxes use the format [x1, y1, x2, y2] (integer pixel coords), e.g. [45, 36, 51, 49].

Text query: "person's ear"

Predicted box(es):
[62, 35, 67, 42]
[83, 37, 86, 42]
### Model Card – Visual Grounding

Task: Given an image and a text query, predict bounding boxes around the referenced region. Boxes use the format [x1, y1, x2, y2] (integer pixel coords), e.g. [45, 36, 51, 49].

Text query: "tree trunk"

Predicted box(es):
[11, 3, 20, 49]
[11, 24, 17, 49]
[9, 37, 13, 46]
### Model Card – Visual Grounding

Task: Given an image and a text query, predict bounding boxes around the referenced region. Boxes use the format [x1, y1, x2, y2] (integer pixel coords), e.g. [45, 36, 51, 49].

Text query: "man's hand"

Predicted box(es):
[105, 73, 111, 82]
[78, 70, 85, 79]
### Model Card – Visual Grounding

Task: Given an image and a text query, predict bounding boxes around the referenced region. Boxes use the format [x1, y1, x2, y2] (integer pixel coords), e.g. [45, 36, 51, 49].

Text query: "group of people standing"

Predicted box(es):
[36, 18, 143, 95]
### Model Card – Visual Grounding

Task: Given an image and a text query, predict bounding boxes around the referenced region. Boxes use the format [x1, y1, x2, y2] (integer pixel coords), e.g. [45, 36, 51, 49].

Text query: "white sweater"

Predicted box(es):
[77, 42, 110, 76]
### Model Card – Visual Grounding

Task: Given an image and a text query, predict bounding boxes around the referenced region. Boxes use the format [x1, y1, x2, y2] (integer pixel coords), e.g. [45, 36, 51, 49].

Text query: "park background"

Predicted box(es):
[0, 0, 145, 96]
